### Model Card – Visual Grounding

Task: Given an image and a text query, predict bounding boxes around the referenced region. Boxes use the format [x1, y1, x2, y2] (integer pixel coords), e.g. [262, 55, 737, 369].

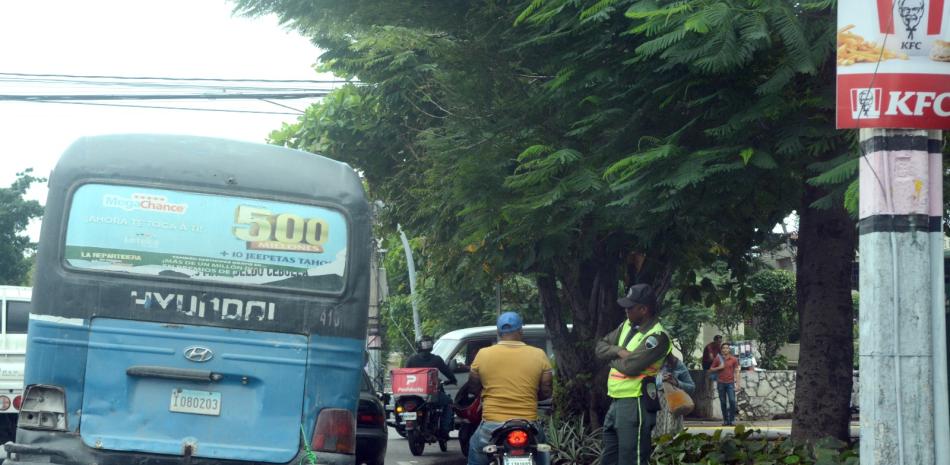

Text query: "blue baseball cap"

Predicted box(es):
[497, 311, 524, 335]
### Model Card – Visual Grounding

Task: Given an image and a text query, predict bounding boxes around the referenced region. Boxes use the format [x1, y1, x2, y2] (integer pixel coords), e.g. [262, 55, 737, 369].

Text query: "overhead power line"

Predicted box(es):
[0, 76, 328, 93]
[32, 99, 303, 115]
[0, 92, 331, 101]
[0, 71, 354, 84]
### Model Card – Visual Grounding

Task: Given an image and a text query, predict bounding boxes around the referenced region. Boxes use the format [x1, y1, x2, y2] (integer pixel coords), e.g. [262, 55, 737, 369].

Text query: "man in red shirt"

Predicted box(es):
[709, 344, 741, 426]
[701, 335, 722, 370]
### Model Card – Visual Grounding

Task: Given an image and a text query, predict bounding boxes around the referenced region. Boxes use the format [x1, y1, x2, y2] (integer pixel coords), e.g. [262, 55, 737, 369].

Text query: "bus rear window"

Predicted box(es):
[64, 184, 349, 293]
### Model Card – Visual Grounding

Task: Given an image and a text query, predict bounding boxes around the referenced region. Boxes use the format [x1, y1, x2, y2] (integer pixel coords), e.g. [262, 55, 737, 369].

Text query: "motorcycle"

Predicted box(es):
[391, 368, 454, 456]
[481, 419, 551, 465]
[394, 385, 453, 455]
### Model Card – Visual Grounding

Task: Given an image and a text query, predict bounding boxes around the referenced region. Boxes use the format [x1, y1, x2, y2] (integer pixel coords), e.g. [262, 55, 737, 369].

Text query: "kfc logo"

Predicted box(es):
[877, 0, 946, 50]
[851, 88, 883, 119]
[901, 0, 926, 40]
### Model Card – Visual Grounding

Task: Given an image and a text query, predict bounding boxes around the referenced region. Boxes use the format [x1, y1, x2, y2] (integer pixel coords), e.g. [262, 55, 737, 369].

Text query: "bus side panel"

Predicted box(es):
[23, 317, 90, 432]
[301, 335, 365, 440]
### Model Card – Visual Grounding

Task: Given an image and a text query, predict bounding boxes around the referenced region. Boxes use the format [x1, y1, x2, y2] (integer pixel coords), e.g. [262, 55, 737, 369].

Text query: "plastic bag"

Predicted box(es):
[664, 383, 695, 416]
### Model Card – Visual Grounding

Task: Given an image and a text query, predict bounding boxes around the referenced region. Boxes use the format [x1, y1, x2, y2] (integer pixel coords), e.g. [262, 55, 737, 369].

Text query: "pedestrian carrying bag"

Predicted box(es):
[664, 383, 695, 416]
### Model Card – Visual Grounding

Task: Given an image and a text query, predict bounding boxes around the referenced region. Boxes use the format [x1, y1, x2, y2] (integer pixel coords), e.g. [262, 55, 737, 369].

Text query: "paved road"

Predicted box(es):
[384, 428, 468, 465]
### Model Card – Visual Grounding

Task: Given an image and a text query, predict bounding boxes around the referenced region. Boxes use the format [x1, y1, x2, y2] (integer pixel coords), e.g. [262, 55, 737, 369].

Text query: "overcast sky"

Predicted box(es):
[0, 0, 332, 238]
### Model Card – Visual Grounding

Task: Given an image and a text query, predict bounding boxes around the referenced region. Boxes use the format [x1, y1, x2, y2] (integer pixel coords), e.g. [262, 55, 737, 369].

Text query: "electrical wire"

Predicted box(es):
[0, 92, 329, 101]
[0, 76, 329, 92]
[260, 99, 307, 114]
[28, 99, 304, 115]
[0, 71, 352, 84]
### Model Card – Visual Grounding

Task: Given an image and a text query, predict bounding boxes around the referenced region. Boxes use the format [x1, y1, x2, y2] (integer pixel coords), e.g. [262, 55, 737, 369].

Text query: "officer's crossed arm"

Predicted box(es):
[610, 332, 672, 377]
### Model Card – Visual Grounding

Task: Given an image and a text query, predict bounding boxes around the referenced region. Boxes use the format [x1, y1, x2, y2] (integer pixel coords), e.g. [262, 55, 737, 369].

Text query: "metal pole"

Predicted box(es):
[397, 224, 422, 342]
[858, 128, 943, 465]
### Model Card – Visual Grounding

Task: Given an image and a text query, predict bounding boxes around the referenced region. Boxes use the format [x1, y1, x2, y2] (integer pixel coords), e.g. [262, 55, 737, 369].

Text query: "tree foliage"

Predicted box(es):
[0, 171, 44, 285]
[378, 233, 542, 356]
[234, 0, 858, 438]
[659, 296, 712, 369]
[748, 269, 797, 370]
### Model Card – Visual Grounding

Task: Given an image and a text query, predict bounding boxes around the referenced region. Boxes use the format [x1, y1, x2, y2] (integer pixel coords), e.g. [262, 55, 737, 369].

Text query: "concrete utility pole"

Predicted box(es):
[859, 128, 948, 465]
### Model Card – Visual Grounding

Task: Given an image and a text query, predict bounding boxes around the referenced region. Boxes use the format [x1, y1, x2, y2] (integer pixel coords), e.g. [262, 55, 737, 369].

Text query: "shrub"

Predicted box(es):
[651, 426, 858, 465]
[544, 416, 603, 465]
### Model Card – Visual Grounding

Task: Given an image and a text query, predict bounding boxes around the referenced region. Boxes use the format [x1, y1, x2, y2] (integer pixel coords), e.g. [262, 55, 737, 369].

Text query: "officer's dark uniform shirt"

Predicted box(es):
[405, 352, 458, 385]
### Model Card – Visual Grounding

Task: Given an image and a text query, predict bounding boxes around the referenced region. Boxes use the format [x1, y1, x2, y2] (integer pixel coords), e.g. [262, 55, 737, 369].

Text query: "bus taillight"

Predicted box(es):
[312, 408, 355, 454]
[12, 395, 21, 410]
[18, 385, 67, 431]
[0, 396, 10, 411]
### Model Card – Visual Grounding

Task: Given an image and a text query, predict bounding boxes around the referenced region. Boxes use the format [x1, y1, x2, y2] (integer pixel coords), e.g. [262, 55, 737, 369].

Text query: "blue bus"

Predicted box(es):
[5, 135, 371, 465]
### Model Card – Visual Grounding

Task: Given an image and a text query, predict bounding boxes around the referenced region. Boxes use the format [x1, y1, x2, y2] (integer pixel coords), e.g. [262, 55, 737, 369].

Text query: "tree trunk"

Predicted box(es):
[791, 183, 856, 442]
[537, 240, 623, 427]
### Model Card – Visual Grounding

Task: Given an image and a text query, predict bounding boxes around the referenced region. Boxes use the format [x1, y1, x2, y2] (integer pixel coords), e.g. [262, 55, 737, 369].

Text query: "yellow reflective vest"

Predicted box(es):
[607, 321, 671, 398]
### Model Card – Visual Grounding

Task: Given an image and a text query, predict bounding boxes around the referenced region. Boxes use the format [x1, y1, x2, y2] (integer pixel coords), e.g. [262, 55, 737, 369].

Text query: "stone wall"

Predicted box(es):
[736, 371, 796, 419]
[688, 370, 859, 421]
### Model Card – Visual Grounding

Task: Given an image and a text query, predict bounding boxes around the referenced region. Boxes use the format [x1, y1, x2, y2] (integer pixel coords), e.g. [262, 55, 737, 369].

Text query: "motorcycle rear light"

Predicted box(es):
[507, 430, 529, 447]
[12, 395, 22, 411]
[395, 406, 404, 413]
[312, 408, 355, 454]
[19, 385, 67, 431]
[0, 396, 9, 411]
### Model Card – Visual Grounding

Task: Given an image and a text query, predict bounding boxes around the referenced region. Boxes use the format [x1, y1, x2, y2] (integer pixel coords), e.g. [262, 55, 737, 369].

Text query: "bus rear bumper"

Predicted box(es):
[3, 429, 355, 465]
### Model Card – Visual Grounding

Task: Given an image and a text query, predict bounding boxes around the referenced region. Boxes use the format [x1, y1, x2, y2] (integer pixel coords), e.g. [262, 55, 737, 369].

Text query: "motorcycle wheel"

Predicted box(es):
[458, 423, 475, 457]
[408, 429, 425, 456]
[439, 439, 448, 452]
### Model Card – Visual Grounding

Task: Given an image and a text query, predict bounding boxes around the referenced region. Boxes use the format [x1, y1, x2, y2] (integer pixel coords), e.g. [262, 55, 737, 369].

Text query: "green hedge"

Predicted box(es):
[652, 426, 858, 465]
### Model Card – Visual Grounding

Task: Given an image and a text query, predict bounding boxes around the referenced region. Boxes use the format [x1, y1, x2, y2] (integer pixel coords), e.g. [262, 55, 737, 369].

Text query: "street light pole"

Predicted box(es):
[397, 224, 422, 342]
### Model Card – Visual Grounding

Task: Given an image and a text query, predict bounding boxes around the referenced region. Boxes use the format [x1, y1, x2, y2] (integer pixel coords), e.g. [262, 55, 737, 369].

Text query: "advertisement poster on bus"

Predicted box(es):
[64, 184, 349, 292]
[837, 0, 950, 129]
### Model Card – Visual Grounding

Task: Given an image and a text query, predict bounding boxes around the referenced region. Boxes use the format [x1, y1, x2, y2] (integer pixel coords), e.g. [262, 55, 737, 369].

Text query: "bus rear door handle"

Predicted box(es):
[126, 365, 224, 382]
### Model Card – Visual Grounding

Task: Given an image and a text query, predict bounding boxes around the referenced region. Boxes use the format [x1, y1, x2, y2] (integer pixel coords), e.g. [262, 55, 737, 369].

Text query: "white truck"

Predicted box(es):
[0, 286, 29, 442]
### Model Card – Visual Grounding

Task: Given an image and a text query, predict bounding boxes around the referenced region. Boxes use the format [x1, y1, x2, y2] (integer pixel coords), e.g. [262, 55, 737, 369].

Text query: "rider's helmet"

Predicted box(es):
[416, 335, 434, 352]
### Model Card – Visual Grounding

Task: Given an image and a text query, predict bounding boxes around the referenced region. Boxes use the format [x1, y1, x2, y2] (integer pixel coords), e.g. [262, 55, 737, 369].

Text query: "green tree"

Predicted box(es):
[0, 170, 44, 285]
[748, 269, 797, 369]
[234, 0, 858, 440]
[516, 0, 856, 442]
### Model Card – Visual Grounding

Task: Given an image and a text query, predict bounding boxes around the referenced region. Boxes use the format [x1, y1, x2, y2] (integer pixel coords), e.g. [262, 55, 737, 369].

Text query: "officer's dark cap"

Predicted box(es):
[617, 284, 658, 312]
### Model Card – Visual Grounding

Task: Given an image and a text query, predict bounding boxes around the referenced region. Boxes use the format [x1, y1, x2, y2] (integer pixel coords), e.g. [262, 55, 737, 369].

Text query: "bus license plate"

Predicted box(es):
[170, 389, 221, 416]
[400, 412, 417, 420]
[503, 456, 533, 465]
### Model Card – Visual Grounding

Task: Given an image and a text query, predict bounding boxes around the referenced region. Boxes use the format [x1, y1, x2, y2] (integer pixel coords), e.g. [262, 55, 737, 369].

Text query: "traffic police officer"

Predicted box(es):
[596, 284, 672, 465]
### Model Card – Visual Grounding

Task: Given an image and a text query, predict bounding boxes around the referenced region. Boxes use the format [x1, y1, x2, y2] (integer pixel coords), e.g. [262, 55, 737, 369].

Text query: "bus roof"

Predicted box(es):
[51, 134, 367, 211]
[0, 286, 30, 301]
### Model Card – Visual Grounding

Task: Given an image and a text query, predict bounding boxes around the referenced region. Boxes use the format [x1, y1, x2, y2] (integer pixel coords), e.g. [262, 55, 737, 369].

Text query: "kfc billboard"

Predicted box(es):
[837, 0, 950, 129]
